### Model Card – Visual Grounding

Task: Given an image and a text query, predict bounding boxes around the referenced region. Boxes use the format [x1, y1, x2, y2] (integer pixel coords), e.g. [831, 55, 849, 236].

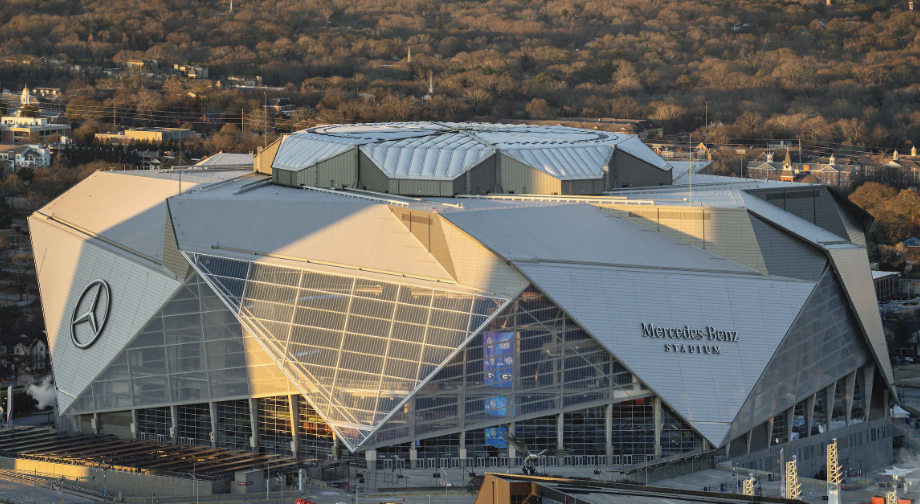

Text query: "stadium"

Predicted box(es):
[31, 122, 894, 480]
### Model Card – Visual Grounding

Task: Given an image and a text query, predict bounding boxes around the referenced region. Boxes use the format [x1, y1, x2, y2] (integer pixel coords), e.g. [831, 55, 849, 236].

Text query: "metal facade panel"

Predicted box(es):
[272, 134, 358, 171]
[614, 136, 672, 170]
[29, 216, 182, 413]
[315, 149, 358, 188]
[724, 268, 872, 444]
[37, 171, 203, 262]
[833, 197, 868, 247]
[358, 150, 389, 192]
[161, 208, 190, 279]
[443, 204, 756, 273]
[828, 248, 896, 389]
[67, 273, 298, 415]
[514, 262, 815, 445]
[749, 214, 827, 282]
[168, 199, 453, 281]
[500, 145, 611, 180]
[438, 218, 529, 297]
[739, 192, 850, 246]
[497, 154, 561, 194]
[359, 133, 493, 180]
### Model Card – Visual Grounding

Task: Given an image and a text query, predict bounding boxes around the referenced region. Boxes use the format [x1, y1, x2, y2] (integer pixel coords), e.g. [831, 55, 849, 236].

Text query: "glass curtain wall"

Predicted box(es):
[187, 252, 508, 449]
[564, 407, 606, 456]
[812, 391, 828, 435]
[771, 409, 788, 446]
[258, 397, 293, 455]
[137, 407, 171, 441]
[831, 378, 848, 430]
[177, 403, 211, 447]
[851, 370, 866, 424]
[368, 286, 650, 451]
[217, 399, 252, 451]
[610, 399, 654, 458]
[298, 399, 336, 461]
[792, 401, 807, 440]
[660, 405, 701, 456]
[69, 273, 293, 414]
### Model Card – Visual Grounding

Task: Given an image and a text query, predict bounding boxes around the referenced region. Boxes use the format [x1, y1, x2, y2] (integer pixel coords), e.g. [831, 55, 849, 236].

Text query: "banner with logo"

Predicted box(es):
[484, 332, 513, 416]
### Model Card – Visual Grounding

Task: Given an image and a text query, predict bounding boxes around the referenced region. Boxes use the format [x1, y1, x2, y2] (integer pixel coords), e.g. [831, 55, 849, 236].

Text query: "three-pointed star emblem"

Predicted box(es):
[70, 280, 111, 349]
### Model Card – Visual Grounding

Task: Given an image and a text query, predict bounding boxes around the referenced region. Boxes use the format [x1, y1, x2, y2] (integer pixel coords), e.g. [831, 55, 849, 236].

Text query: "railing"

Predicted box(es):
[0, 468, 114, 501]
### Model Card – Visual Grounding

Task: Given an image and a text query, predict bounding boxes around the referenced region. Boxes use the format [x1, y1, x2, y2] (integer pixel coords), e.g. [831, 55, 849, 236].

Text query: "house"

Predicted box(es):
[747, 151, 861, 187]
[0, 143, 51, 171]
[228, 75, 263, 87]
[873, 271, 900, 301]
[876, 148, 920, 185]
[266, 97, 295, 116]
[0, 334, 49, 376]
[174, 64, 209, 80]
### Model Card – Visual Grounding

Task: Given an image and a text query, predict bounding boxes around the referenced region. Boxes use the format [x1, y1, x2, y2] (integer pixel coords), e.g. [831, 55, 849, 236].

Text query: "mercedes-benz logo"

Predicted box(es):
[70, 280, 111, 349]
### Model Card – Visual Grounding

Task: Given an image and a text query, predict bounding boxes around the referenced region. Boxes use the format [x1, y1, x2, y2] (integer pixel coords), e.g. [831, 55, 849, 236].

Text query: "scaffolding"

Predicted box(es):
[786, 456, 801, 500]
[742, 474, 754, 496]
[827, 438, 841, 504]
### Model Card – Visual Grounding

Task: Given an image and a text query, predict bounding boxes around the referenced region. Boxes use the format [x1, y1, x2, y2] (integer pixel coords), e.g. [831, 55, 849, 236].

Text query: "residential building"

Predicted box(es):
[227, 75, 264, 87]
[873, 271, 900, 301]
[0, 143, 51, 171]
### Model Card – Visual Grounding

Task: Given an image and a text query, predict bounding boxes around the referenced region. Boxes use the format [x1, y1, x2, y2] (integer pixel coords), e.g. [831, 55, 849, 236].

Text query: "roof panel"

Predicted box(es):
[614, 136, 672, 170]
[515, 261, 815, 445]
[273, 134, 358, 172]
[360, 134, 493, 180]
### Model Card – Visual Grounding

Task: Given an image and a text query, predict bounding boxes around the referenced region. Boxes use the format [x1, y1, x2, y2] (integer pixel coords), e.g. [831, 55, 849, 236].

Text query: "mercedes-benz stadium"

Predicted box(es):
[31, 122, 895, 478]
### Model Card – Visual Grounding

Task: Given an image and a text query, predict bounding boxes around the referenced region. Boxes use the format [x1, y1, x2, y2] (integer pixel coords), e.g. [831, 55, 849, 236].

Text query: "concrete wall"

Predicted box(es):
[358, 150, 389, 192]
[0, 456, 221, 497]
[99, 410, 133, 438]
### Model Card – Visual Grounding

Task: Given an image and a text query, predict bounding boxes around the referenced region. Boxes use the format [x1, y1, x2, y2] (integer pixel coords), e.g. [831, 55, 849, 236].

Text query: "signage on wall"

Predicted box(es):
[71, 280, 112, 349]
[641, 323, 739, 355]
[237, 481, 254, 486]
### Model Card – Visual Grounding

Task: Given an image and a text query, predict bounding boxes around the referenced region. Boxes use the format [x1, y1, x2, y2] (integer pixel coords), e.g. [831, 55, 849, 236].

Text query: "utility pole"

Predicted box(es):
[705, 101, 708, 150]
[689, 133, 693, 207]
[264, 91, 268, 148]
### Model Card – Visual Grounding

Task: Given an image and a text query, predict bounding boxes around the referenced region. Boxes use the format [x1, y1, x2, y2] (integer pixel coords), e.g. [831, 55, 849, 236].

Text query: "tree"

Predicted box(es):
[0, 198, 12, 229]
[19, 104, 40, 118]
[525, 98, 554, 119]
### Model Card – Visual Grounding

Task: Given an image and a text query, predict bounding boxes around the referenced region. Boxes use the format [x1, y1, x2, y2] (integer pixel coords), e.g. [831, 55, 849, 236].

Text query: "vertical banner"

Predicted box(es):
[483, 332, 513, 416]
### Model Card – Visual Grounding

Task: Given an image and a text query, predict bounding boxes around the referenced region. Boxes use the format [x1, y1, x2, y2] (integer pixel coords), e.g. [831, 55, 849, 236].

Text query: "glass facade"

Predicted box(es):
[852, 371, 866, 424]
[188, 252, 508, 449]
[367, 286, 649, 450]
[177, 403, 211, 447]
[564, 407, 606, 456]
[258, 397, 293, 455]
[137, 407, 171, 441]
[792, 401, 807, 440]
[298, 399, 336, 461]
[771, 409, 788, 446]
[69, 273, 295, 414]
[610, 399, 654, 458]
[217, 399, 252, 451]
[812, 392, 827, 435]
[831, 378, 847, 430]
[660, 404, 701, 456]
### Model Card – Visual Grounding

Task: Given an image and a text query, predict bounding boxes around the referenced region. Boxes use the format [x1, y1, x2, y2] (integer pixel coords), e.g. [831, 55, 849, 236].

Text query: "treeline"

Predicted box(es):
[1, 0, 920, 149]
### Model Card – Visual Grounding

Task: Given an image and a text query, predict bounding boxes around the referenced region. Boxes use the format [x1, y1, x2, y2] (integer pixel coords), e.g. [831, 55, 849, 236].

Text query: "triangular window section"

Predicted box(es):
[68, 273, 295, 415]
[368, 286, 653, 448]
[184, 252, 513, 450]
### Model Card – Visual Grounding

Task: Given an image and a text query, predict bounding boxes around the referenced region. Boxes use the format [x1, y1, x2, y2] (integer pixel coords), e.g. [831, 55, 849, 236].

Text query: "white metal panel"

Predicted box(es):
[500, 145, 611, 179]
[272, 133, 358, 172]
[443, 204, 756, 273]
[360, 133, 493, 180]
[29, 216, 182, 414]
[37, 171, 208, 262]
[168, 198, 454, 281]
[740, 192, 851, 246]
[613, 136, 672, 169]
[194, 152, 254, 167]
[515, 261, 815, 446]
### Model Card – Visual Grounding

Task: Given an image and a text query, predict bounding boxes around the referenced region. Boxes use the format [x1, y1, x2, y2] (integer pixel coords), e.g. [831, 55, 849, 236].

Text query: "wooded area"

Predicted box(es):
[1, 0, 919, 149]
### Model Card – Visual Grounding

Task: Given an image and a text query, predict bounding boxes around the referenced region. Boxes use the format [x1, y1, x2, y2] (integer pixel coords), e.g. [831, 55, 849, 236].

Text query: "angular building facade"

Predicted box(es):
[32, 124, 893, 478]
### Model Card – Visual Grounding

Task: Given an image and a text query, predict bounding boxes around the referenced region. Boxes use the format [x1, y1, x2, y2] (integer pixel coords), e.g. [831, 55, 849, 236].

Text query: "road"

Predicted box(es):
[0, 476, 96, 504]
